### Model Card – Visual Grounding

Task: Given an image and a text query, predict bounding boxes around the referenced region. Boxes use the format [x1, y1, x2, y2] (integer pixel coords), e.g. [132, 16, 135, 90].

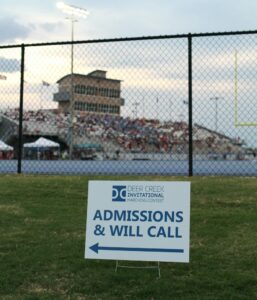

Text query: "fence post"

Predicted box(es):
[17, 44, 25, 174]
[188, 34, 193, 176]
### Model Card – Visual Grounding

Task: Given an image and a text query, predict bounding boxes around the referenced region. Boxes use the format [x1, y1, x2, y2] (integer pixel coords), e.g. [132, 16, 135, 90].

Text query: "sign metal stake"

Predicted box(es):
[115, 260, 161, 278]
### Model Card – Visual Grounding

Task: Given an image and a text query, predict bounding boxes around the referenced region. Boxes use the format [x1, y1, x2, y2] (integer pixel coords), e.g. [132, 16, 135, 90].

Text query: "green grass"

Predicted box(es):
[0, 175, 257, 299]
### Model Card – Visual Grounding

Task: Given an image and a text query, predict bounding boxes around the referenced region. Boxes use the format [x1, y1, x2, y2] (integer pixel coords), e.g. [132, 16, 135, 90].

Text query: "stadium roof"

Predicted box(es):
[56, 70, 122, 83]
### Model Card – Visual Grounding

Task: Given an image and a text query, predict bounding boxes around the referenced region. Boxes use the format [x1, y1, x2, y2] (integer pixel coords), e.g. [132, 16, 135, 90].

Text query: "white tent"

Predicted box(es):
[23, 137, 60, 160]
[0, 140, 13, 151]
[24, 137, 60, 148]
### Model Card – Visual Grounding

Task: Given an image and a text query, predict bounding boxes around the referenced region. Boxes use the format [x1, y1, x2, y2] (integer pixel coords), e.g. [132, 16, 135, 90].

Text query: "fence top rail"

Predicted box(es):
[1, 29, 257, 49]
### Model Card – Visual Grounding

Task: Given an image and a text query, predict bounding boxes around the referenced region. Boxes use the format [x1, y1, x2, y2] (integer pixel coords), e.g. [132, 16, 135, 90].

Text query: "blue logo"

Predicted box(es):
[112, 185, 127, 202]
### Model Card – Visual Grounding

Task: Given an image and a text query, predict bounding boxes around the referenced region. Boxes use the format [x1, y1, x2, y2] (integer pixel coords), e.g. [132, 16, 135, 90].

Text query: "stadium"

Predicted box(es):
[1, 2, 257, 298]
[1, 69, 256, 166]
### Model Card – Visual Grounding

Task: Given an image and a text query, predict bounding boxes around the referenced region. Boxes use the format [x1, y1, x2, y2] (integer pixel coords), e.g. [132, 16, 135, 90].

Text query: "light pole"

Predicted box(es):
[156, 97, 159, 121]
[56, 2, 89, 159]
[210, 97, 224, 132]
[169, 99, 173, 121]
[132, 101, 140, 119]
[142, 96, 145, 118]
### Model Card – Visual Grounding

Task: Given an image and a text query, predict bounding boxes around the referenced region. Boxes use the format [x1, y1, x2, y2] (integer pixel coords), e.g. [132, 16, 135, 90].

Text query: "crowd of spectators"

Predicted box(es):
[2, 108, 252, 157]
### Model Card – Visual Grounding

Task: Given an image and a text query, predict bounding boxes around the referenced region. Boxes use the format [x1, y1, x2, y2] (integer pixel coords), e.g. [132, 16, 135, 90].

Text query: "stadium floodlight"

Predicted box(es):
[56, 2, 89, 18]
[56, 1, 89, 159]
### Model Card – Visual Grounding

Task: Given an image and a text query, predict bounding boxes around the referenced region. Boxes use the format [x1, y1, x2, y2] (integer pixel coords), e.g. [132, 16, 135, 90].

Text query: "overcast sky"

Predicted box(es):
[1, 0, 257, 44]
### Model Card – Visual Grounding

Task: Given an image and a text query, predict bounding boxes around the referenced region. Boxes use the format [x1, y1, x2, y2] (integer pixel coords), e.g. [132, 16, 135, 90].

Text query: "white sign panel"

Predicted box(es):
[85, 181, 191, 263]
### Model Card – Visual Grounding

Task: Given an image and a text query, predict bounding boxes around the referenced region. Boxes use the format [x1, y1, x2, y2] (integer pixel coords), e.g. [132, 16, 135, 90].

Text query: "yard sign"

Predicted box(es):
[85, 181, 190, 262]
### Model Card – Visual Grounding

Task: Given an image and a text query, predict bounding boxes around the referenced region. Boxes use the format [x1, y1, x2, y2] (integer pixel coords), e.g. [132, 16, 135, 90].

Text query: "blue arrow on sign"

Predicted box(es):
[90, 243, 184, 254]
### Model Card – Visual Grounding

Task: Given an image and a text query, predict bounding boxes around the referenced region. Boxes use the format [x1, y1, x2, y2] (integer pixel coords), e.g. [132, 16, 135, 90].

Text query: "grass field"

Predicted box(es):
[0, 175, 257, 299]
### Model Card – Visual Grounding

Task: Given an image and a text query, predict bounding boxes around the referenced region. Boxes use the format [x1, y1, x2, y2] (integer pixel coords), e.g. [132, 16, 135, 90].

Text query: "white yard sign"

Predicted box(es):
[85, 181, 191, 263]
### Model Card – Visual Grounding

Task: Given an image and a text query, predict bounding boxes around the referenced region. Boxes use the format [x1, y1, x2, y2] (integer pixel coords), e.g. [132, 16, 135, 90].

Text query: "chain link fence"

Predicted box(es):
[0, 31, 257, 176]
